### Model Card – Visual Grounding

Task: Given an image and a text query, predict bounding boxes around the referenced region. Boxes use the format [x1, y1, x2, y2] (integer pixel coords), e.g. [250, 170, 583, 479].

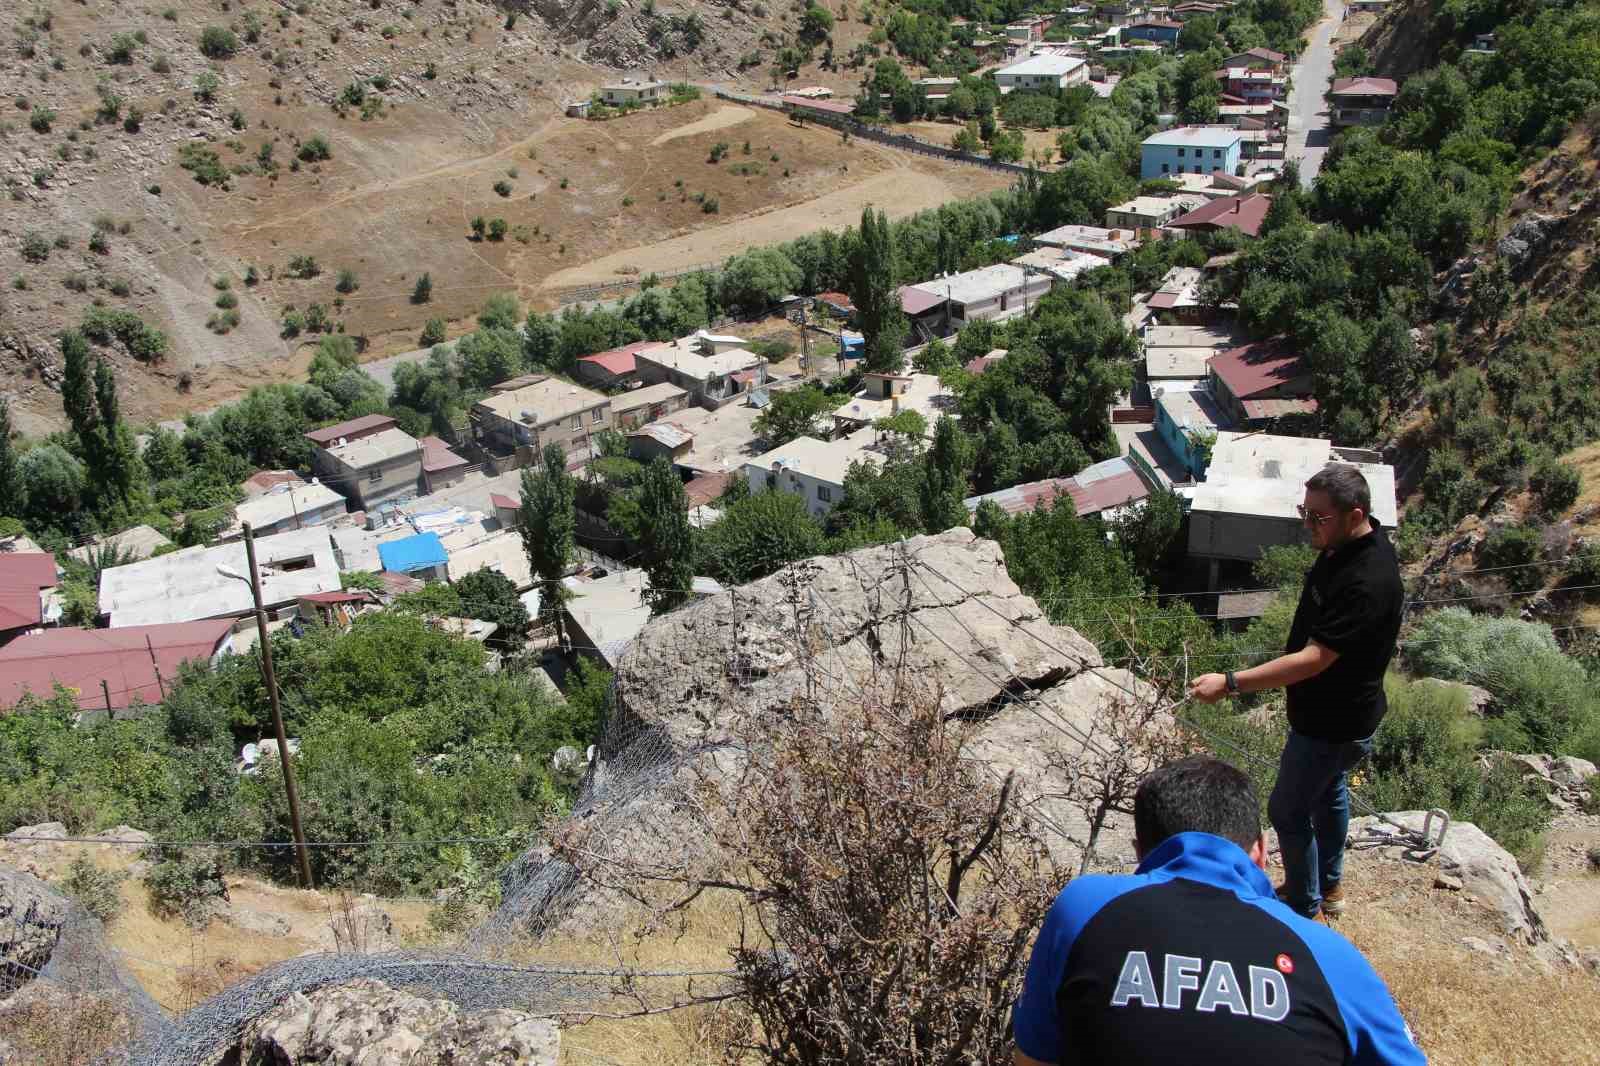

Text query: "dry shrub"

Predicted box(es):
[0, 980, 132, 1066]
[555, 667, 1062, 1065]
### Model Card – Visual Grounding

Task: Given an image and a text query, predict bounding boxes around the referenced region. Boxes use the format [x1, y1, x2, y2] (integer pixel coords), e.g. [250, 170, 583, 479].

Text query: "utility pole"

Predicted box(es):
[241, 522, 315, 890]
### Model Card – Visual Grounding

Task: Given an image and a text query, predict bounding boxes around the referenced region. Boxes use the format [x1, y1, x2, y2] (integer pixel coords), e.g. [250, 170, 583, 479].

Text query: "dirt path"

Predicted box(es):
[538, 167, 957, 290]
[649, 105, 755, 146]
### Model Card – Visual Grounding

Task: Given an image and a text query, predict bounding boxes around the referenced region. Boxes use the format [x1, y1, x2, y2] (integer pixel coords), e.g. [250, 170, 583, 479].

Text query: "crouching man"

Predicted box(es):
[1011, 756, 1423, 1065]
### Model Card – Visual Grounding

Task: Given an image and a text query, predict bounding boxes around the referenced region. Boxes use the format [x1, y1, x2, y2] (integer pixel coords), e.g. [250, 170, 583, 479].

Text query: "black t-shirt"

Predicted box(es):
[1284, 522, 1403, 742]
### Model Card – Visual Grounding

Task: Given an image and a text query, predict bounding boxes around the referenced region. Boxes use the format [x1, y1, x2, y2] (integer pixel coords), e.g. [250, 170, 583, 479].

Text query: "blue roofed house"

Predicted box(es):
[1140, 127, 1243, 180]
[378, 531, 449, 582]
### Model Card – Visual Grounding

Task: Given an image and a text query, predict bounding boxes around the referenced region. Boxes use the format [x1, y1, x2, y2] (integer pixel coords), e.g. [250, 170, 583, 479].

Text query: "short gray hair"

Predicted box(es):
[1305, 464, 1370, 516]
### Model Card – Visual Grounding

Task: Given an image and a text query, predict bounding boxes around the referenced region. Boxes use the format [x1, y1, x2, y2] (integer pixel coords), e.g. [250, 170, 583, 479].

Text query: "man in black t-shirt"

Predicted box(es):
[1190, 465, 1403, 919]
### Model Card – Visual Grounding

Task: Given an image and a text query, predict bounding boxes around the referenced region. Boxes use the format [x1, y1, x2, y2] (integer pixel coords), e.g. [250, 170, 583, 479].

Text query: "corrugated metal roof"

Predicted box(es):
[1208, 340, 1307, 400]
[578, 340, 660, 377]
[0, 554, 62, 631]
[963, 457, 1153, 517]
[304, 413, 397, 447]
[629, 422, 693, 449]
[0, 619, 235, 712]
[899, 286, 949, 316]
[419, 435, 471, 474]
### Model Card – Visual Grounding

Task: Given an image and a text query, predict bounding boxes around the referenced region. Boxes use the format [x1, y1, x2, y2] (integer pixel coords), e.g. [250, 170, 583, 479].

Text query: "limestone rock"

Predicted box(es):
[5, 822, 67, 844]
[84, 826, 151, 846]
[1350, 813, 1547, 943]
[0, 867, 69, 981]
[221, 907, 292, 938]
[241, 978, 559, 1065]
[1486, 751, 1597, 807]
[1497, 213, 1560, 271]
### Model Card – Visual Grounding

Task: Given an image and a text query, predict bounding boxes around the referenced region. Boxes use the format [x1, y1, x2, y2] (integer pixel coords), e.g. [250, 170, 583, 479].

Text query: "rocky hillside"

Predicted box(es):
[0, 0, 848, 433]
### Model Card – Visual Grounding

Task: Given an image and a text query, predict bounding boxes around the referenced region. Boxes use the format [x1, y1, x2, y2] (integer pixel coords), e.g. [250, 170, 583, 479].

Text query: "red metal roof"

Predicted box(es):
[1330, 76, 1398, 97]
[578, 340, 659, 378]
[684, 472, 730, 508]
[299, 591, 369, 605]
[1167, 193, 1273, 239]
[419, 435, 471, 474]
[814, 292, 856, 313]
[1241, 395, 1319, 420]
[0, 553, 59, 632]
[490, 492, 519, 511]
[1147, 292, 1181, 310]
[378, 571, 424, 595]
[1208, 340, 1308, 400]
[242, 469, 302, 495]
[0, 618, 234, 713]
[899, 286, 948, 316]
[304, 413, 398, 447]
[964, 458, 1152, 518]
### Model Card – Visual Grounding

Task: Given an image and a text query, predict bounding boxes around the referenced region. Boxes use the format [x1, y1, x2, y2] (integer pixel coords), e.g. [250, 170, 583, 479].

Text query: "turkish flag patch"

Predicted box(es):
[1276, 953, 1295, 974]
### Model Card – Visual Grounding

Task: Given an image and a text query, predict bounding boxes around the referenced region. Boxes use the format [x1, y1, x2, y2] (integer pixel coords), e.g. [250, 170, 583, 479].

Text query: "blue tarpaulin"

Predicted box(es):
[839, 332, 865, 358]
[378, 532, 447, 574]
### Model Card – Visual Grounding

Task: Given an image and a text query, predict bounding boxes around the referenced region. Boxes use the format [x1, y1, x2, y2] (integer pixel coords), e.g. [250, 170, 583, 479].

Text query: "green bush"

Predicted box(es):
[198, 26, 240, 59]
[178, 143, 229, 187]
[143, 849, 229, 927]
[493, 179, 512, 197]
[20, 231, 49, 262]
[1529, 457, 1580, 517]
[420, 318, 446, 345]
[29, 106, 55, 133]
[62, 855, 128, 926]
[297, 134, 332, 161]
[1481, 525, 1544, 592]
[335, 268, 358, 293]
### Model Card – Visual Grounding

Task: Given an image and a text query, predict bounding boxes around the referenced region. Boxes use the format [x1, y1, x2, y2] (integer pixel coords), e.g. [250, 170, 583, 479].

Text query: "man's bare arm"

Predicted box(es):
[1189, 640, 1340, 703]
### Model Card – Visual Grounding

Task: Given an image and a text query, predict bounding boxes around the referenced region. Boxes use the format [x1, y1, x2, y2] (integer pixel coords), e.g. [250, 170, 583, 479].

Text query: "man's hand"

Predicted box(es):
[1189, 673, 1230, 704]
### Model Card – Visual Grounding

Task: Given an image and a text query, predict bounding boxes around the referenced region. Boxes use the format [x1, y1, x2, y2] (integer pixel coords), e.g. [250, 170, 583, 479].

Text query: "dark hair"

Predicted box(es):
[1134, 756, 1261, 854]
[1305, 463, 1371, 517]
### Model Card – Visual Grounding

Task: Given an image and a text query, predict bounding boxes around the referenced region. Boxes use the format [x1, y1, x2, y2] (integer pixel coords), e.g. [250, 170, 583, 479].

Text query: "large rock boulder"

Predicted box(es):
[1349, 813, 1547, 943]
[1485, 751, 1597, 811]
[0, 867, 69, 986]
[239, 979, 559, 1066]
[1497, 213, 1560, 272]
[497, 529, 1136, 934]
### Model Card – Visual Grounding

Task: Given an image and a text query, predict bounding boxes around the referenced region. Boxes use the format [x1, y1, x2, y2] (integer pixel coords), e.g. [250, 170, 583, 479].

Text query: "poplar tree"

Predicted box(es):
[850, 207, 907, 373]
[636, 457, 694, 615]
[519, 444, 577, 639]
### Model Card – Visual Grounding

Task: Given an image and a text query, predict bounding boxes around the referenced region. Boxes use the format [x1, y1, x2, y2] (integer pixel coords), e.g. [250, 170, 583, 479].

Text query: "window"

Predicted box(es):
[368, 470, 381, 484]
[1176, 147, 1185, 157]
[1213, 149, 1222, 159]
[571, 413, 582, 430]
[817, 485, 833, 502]
[591, 408, 604, 424]
[1161, 163, 1170, 174]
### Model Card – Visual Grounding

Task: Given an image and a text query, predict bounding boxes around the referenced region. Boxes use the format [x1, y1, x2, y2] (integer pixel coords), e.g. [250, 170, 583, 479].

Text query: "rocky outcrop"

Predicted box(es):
[0, 867, 69, 988]
[1497, 213, 1561, 272]
[1350, 813, 1547, 943]
[238, 979, 559, 1066]
[500, 529, 1139, 934]
[1487, 751, 1597, 811]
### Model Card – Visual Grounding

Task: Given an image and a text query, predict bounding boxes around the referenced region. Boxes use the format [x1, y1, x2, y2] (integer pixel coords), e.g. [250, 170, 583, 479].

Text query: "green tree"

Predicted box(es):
[850, 208, 906, 373]
[452, 567, 530, 650]
[420, 318, 447, 346]
[800, 3, 834, 43]
[1111, 487, 1184, 582]
[479, 292, 520, 331]
[198, 26, 239, 58]
[0, 399, 22, 519]
[698, 489, 825, 585]
[412, 273, 433, 304]
[523, 311, 560, 368]
[519, 444, 577, 638]
[636, 458, 694, 614]
[919, 415, 973, 533]
[753, 385, 832, 446]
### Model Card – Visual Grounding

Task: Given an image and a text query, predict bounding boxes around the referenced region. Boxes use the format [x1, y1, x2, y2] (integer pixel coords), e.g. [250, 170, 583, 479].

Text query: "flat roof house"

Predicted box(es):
[627, 421, 694, 464]
[601, 78, 668, 106]
[832, 372, 956, 437]
[470, 375, 613, 461]
[1143, 324, 1239, 383]
[66, 525, 172, 564]
[611, 382, 691, 432]
[1011, 247, 1114, 287]
[1166, 192, 1273, 239]
[0, 618, 237, 717]
[1186, 432, 1397, 581]
[1154, 387, 1227, 481]
[420, 435, 473, 492]
[98, 526, 341, 628]
[1105, 194, 1205, 230]
[563, 569, 653, 670]
[901, 264, 1053, 329]
[1032, 223, 1143, 258]
[1141, 127, 1242, 180]
[1329, 76, 1399, 127]
[1207, 340, 1318, 427]
[994, 54, 1089, 92]
[225, 479, 347, 538]
[312, 426, 424, 511]
[742, 430, 882, 520]
[634, 331, 767, 410]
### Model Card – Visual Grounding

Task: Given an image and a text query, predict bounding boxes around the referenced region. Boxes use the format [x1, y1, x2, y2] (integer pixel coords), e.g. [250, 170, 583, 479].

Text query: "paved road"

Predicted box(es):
[1287, 0, 1346, 188]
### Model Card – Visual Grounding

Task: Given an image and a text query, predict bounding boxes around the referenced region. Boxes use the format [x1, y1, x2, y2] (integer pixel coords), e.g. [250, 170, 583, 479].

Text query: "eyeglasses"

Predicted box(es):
[1297, 505, 1335, 527]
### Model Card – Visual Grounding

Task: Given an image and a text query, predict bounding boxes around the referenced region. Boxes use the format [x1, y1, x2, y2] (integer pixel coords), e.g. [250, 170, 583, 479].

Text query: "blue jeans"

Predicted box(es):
[1268, 729, 1374, 918]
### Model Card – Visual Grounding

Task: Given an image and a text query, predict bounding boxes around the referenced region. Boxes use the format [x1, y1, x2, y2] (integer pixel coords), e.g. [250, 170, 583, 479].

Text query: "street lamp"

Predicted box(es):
[220, 527, 314, 889]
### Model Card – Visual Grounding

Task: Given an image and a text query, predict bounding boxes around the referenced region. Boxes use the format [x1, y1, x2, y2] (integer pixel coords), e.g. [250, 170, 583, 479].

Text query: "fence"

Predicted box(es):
[712, 89, 1034, 177]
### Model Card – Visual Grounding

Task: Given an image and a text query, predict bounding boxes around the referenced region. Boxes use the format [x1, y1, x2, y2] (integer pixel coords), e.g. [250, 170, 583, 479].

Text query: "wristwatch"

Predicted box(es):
[1225, 671, 1240, 695]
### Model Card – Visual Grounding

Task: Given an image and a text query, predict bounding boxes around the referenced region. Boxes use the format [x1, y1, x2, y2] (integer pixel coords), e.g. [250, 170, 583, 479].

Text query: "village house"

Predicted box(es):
[1010, 247, 1114, 287]
[780, 95, 856, 120]
[742, 430, 882, 520]
[626, 421, 695, 464]
[600, 78, 667, 107]
[901, 264, 1054, 330]
[1207, 340, 1318, 426]
[575, 340, 661, 390]
[915, 76, 960, 102]
[1219, 47, 1286, 72]
[225, 479, 347, 539]
[963, 455, 1156, 520]
[634, 331, 767, 410]
[1215, 66, 1287, 104]
[1105, 193, 1206, 230]
[993, 53, 1089, 92]
[1032, 223, 1143, 258]
[1166, 192, 1273, 239]
[444, 531, 533, 591]
[420, 436, 473, 493]
[98, 527, 340, 629]
[1122, 19, 1182, 45]
[1328, 76, 1399, 127]
[470, 376, 613, 461]
[1147, 266, 1208, 321]
[1186, 433, 1396, 585]
[377, 531, 450, 583]
[1140, 127, 1243, 179]
[66, 525, 172, 564]
[307, 415, 424, 511]
[611, 382, 692, 431]
[1143, 324, 1240, 386]
[0, 553, 60, 646]
[0, 618, 238, 717]
[831, 373, 956, 438]
[241, 469, 303, 498]
[1154, 386, 1228, 480]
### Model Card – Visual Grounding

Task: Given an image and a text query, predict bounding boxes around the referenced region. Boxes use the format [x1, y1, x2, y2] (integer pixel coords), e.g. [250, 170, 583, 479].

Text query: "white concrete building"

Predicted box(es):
[993, 53, 1090, 92]
[742, 430, 882, 520]
[902, 264, 1053, 328]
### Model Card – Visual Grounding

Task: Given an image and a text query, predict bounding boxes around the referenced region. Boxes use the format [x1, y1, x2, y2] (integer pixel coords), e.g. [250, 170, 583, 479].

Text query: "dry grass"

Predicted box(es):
[0, 981, 134, 1066]
[1337, 856, 1600, 1065]
[1562, 440, 1600, 538]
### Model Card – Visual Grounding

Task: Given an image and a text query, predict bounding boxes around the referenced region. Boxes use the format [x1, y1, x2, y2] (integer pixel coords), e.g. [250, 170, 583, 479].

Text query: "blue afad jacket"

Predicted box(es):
[1013, 832, 1426, 1065]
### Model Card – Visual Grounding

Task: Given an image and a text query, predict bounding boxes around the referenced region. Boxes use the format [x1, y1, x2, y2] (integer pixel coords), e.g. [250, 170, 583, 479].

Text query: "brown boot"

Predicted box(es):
[1321, 881, 1346, 916]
